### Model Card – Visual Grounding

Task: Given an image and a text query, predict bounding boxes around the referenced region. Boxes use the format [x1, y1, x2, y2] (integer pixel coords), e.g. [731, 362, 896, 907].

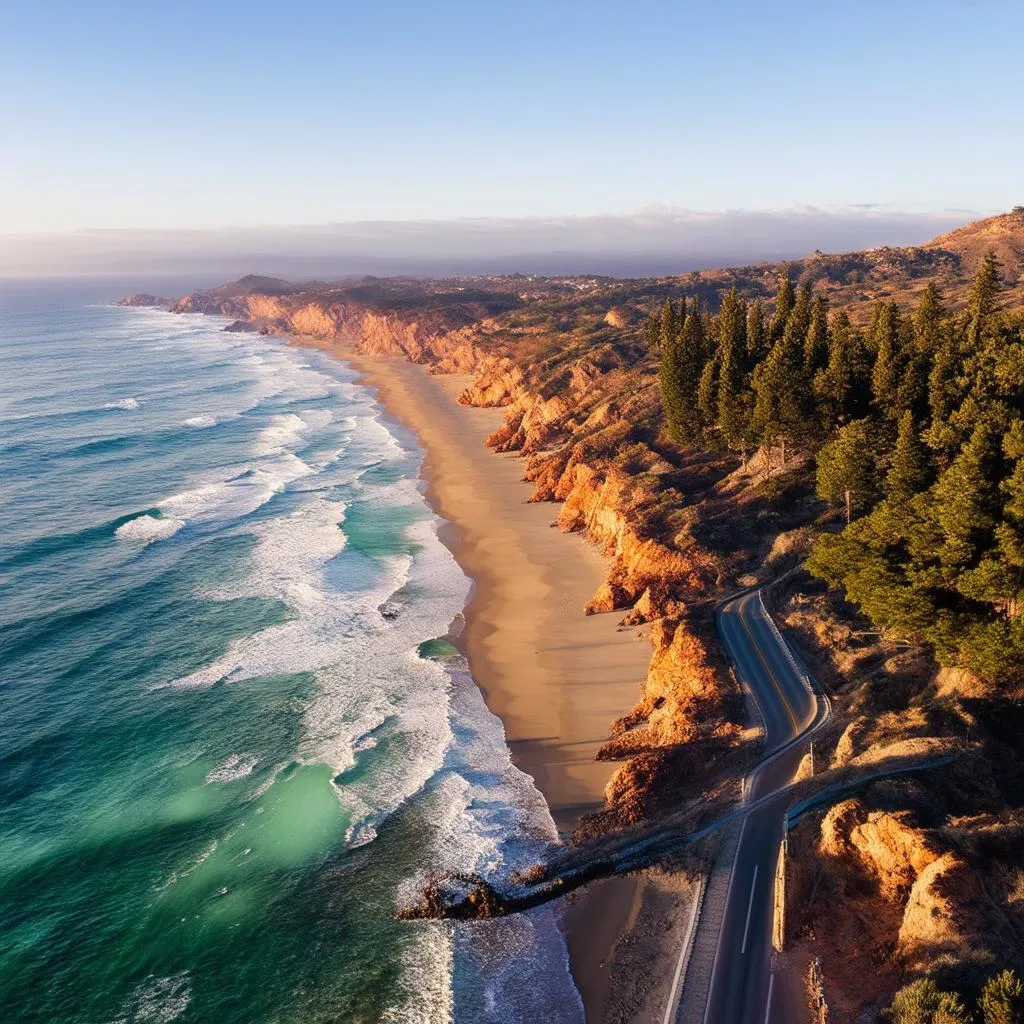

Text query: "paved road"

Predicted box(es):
[699, 588, 824, 1024]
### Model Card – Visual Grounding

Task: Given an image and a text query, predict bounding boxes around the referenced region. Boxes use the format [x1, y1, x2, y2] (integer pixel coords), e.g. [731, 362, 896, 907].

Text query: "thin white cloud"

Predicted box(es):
[0, 206, 984, 279]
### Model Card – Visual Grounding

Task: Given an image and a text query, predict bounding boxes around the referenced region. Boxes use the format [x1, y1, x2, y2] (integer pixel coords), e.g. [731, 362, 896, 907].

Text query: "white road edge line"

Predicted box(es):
[764, 972, 775, 1024]
[662, 873, 706, 1024]
[701, 814, 748, 1024]
[700, 584, 832, 1024]
[741, 864, 759, 955]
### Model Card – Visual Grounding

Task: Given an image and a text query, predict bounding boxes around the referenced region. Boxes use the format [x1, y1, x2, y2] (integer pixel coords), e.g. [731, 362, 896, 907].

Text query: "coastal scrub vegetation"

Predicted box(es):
[884, 969, 1024, 1023]
[655, 254, 1024, 684]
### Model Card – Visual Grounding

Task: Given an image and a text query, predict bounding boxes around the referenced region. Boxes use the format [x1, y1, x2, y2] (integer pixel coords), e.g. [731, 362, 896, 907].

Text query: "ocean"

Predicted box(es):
[0, 289, 584, 1023]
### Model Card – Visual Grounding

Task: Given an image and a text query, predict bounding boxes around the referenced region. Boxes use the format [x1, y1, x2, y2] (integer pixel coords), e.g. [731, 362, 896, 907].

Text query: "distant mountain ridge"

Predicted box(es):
[130, 208, 1024, 326]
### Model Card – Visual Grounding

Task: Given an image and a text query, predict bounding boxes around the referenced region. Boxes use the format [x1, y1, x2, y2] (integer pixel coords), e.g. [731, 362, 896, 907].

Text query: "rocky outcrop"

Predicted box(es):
[602, 619, 737, 761]
[820, 800, 941, 903]
[816, 797, 992, 973]
[897, 852, 983, 972]
[116, 294, 172, 308]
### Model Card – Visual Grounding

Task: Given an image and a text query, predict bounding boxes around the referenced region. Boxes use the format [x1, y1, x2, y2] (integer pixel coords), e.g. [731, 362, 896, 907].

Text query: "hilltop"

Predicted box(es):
[129, 207, 1024, 336]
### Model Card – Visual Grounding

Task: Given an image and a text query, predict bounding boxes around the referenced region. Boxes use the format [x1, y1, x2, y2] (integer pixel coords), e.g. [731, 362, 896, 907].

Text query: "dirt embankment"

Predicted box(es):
[775, 581, 1024, 1020]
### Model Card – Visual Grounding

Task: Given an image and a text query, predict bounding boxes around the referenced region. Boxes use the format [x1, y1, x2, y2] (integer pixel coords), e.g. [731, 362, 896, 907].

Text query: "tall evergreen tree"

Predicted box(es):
[716, 287, 751, 451]
[914, 282, 946, 353]
[804, 295, 830, 375]
[752, 323, 812, 463]
[769, 273, 795, 342]
[697, 351, 719, 436]
[813, 311, 870, 425]
[660, 300, 706, 444]
[968, 251, 1003, 347]
[746, 300, 768, 363]
[659, 299, 688, 441]
[659, 298, 680, 350]
[932, 421, 1001, 575]
[871, 301, 906, 420]
[995, 423, 1024, 617]
[643, 313, 661, 350]
[925, 337, 965, 462]
[816, 418, 878, 522]
[886, 411, 932, 504]
[783, 282, 813, 349]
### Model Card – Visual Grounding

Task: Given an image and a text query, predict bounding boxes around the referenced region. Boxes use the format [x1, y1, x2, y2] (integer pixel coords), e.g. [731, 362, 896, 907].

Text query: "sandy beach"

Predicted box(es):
[321, 345, 655, 1020]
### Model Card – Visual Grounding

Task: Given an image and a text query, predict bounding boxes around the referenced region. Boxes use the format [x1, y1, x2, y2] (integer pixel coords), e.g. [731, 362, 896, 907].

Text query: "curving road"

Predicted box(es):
[698, 587, 826, 1024]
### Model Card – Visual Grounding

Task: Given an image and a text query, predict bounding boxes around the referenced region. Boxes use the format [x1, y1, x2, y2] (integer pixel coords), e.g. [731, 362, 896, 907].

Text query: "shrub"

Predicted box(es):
[979, 969, 1024, 1024]
[883, 978, 972, 1024]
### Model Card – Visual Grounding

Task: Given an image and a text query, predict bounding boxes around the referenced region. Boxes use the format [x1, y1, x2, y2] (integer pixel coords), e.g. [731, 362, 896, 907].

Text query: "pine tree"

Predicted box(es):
[769, 273, 795, 342]
[813, 311, 870, 425]
[978, 968, 1024, 1024]
[816, 418, 878, 522]
[659, 298, 679, 349]
[697, 351, 719, 435]
[932, 421, 1001, 574]
[660, 299, 706, 444]
[804, 295, 830, 375]
[871, 301, 906, 420]
[784, 282, 813, 349]
[716, 287, 750, 451]
[898, 346, 933, 423]
[914, 282, 946, 353]
[747, 301, 768, 363]
[968, 251, 1003, 347]
[644, 315, 659, 349]
[752, 326, 813, 464]
[925, 337, 965, 462]
[886, 411, 932, 503]
[995, 423, 1024, 617]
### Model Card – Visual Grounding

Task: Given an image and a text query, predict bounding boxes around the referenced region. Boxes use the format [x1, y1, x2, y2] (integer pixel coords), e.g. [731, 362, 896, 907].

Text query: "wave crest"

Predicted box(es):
[115, 514, 184, 543]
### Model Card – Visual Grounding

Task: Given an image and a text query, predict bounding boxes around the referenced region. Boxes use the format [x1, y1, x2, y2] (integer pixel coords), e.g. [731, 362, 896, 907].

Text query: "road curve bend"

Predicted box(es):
[699, 586, 828, 1024]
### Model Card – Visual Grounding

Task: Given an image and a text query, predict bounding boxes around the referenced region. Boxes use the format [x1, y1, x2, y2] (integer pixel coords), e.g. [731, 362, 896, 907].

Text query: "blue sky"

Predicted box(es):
[2, 0, 1021, 235]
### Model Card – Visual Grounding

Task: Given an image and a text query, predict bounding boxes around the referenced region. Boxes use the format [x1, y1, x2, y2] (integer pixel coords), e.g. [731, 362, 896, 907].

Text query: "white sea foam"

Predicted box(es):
[117, 317, 583, 1020]
[381, 924, 454, 1024]
[205, 755, 258, 783]
[109, 973, 191, 1024]
[104, 397, 140, 410]
[182, 415, 217, 428]
[115, 514, 185, 544]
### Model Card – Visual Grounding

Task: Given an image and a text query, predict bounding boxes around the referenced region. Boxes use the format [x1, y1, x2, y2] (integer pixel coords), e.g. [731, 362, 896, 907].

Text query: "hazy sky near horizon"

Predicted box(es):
[3, 0, 1022, 238]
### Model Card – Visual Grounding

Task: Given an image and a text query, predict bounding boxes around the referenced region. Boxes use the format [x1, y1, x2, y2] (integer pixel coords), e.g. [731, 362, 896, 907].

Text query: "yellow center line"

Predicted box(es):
[734, 595, 799, 731]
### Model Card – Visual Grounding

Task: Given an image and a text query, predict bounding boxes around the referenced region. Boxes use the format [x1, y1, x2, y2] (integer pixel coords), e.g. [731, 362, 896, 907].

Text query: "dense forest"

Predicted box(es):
[654, 254, 1024, 683]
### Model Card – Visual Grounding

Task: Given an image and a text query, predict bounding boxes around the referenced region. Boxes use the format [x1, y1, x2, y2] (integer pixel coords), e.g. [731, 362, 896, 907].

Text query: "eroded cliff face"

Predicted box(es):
[814, 798, 990, 975]
[452, 338, 742, 826]
[237, 294, 491, 373]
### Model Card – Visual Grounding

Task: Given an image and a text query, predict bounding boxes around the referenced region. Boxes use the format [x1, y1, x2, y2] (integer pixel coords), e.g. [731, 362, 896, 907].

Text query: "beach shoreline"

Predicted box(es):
[308, 341, 653, 1020]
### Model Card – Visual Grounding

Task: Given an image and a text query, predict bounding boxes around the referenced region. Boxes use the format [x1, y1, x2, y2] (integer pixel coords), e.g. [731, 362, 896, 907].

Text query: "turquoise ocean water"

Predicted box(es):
[0, 291, 584, 1023]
